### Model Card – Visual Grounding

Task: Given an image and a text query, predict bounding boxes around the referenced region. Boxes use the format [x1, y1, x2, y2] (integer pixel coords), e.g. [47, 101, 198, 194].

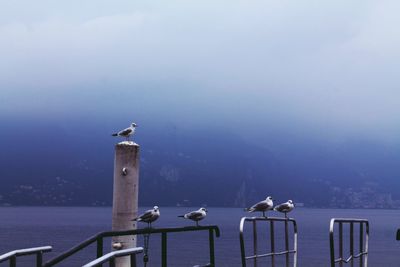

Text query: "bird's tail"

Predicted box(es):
[244, 208, 250, 212]
[131, 218, 138, 221]
[111, 133, 118, 136]
[178, 215, 185, 218]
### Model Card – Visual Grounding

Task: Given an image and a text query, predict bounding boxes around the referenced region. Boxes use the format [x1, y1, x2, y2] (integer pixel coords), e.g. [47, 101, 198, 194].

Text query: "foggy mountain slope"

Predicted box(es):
[0, 119, 399, 208]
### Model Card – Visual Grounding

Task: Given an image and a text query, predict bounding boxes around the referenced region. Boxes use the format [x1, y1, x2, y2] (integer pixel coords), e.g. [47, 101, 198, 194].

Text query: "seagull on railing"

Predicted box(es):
[112, 123, 137, 141]
[244, 196, 274, 217]
[274, 200, 295, 218]
[178, 207, 208, 227]
[132, 206, 160, 228]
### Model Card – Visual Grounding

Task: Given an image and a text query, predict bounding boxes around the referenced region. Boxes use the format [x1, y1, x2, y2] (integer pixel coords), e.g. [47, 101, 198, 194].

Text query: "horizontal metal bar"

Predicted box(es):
[331, 218, 369, 224]
[334, 252, 368, 263]
[240, 217, 297, 236]
[246, 250, 297, 260]
[0, 246, 52, 263]
[82, 247, 143, 267]
[242, 216, 297, 223]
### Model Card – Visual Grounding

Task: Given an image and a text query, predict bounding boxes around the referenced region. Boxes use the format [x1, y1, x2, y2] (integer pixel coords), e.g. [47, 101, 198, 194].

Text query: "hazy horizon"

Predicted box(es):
[1, 1, 400, 207]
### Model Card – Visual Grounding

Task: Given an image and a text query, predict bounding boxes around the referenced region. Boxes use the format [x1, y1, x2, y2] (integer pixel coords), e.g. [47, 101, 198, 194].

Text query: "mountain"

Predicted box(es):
[1, 119, 400, 208]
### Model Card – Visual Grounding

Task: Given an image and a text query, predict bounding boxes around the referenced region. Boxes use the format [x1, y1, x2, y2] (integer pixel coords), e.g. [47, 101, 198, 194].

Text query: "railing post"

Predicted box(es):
[239, 218, 247, 267]
[339, 222, 343, 267]
[161, 232, 167, 267]
[10, 256, 16, 267]
[359, 223, 364, 267]
[285, 219, 289, 267]
[253, 220, 257, 267]
[270, 220, 275, 267]
[330, 219, 335, 267]
[97, 237, 103, 259]
[209, 229, 215, 266]
[130, 254, 137, 267]
[350, 223, 354, 267]
[36, 252, 43, 267]
[109, 257, 116, 267]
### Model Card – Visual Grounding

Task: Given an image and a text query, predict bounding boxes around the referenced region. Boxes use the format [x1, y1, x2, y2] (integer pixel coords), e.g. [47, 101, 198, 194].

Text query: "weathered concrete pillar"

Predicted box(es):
[112, 141, 140, 266]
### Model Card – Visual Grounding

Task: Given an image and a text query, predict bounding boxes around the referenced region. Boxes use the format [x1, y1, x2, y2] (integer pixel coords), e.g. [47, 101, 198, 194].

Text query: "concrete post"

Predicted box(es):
[112, 141, 140, 267]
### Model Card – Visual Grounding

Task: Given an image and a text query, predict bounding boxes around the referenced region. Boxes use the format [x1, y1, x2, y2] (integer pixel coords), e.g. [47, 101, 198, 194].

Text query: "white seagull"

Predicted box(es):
[178, 207, 208, 226]
[132, 206, 160, 227]
[245, 196, 274, 217]
[274, 200, 295, 218]
[112, 123, 137, 141]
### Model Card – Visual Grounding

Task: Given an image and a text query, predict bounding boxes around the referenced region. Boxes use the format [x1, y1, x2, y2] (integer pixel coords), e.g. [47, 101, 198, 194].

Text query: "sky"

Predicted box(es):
[1, 0, 400, 144]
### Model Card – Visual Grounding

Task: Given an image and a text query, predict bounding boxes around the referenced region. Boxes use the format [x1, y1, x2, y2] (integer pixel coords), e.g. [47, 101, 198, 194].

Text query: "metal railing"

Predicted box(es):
[44, 225, 220, 267]
[329, 218, 369, 267]
[239, 216, 298, 267]
[82, 247, 143, 267]
[0, 246, 52, 267]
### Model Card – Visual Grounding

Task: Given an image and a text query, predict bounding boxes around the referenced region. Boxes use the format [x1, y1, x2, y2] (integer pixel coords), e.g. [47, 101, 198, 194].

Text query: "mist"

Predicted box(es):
[1, 0, 400, 206]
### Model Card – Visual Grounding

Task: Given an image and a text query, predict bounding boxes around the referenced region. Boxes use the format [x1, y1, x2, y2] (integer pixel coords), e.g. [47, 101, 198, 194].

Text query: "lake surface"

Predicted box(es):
[0, 207, 399, 266]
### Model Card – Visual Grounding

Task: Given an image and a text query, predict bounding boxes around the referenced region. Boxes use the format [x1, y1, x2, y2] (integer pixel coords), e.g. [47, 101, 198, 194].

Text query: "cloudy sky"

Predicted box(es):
[1, 0, 400, 144]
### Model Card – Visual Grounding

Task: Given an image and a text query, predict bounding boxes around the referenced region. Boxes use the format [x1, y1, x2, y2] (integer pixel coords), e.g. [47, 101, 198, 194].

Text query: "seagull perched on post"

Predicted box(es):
[274, 200, 295, 218]
[244, 196, 274, 217]
[112, 123, 137, 141]
[132, 206, 160, 228]
[178, 207, 208, 227]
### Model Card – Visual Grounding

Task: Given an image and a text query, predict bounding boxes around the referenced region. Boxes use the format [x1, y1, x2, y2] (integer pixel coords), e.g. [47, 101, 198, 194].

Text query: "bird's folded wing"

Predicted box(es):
[252, 201, 265, 209]
[275, 203, 289, 211]
[188, 211, 202, 219]
[118, 128, 132, 136]
[139, 210, 153, 220]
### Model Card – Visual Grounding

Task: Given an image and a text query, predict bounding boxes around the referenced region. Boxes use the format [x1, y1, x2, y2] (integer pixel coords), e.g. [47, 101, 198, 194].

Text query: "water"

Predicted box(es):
[0, 207, 399, 266]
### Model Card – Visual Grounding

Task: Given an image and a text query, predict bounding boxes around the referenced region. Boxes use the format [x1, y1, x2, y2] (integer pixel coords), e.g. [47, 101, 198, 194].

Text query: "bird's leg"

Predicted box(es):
[196, 221, 199, 227]
[262, 211, 265, 217]
[285, 212, 287, 219]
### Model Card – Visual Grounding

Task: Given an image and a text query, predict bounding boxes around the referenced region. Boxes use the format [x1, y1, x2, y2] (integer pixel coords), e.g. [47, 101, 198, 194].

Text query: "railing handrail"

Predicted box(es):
[0, 246, 52, 265]
[44, 225, 220, 267]
[240, 216, 298, 267]
[329, 218, 369, 267]
[82, 247, 143, 267]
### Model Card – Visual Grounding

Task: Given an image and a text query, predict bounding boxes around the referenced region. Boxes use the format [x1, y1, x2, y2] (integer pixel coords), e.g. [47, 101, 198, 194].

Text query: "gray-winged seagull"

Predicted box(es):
[245, 196, 274, 217]
[132, 206, 160, 228]
[112, 123, 137, 141]
[274, 200, 294, 218]
[178, 207, 208, 226]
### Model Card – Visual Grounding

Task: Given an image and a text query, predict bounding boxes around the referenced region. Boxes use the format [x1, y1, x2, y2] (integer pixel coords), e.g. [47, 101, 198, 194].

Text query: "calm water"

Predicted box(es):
[0, 207, 399, 266]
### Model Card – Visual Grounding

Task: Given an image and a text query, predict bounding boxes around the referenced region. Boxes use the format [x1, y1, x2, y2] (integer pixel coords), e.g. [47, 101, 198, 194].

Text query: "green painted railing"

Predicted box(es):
[44, 225, 220, 267]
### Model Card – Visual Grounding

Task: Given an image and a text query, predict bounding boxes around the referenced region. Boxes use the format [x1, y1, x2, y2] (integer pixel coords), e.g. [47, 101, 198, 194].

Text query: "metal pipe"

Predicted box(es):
[350, 223, 354, 267]
[285, 219, 289, 267]
[209, 229, 216, 267]
[359, 223, 363, 267]
[339, 222, 343, 267]
[270, 220, 275, 267]
[253, 220, 257, 267]
[161, 233, 167, 267]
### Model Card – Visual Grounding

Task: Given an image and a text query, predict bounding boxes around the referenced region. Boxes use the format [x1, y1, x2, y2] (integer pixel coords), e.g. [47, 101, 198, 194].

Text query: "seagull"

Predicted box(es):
[132, 206, 160, 228]
[178, 207, 208, 226]
[274, 200, 295, 218]
[112, 123, 137, 141]
[245, 196, 274, 217]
